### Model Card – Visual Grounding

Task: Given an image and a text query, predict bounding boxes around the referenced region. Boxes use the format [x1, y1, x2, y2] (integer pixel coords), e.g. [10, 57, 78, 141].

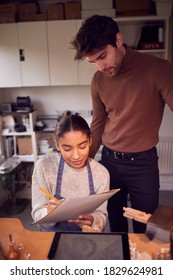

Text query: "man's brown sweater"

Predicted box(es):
[90, 47, 173, 157]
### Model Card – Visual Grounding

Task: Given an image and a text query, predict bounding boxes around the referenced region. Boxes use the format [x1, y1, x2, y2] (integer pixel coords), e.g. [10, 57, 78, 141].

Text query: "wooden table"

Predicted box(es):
[0, 218, 170, 260]
[0, 218, 54, 260]
[129, 233, 170, 259]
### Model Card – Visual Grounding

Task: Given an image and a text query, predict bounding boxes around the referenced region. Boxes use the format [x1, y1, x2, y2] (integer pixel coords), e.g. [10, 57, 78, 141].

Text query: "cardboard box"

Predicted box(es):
[35, 13, 47, 21]
[0, 3, 18, 13]
[0, 3, 18, 23]
[47, 3, 64, 20]
[0, 12, 16, 23]
[155, 0, 173, 16]
[39, 0, 58, 13]
[17, 137, 33, 155]
[64, 2, 81, 19]
[18, 3, 39, 15]
[146, 205, 173, 242]
[18, 13, 37, 22]
[115, 0, 150, 16]
[18, 2, 39, 22]
[81, 0, 113, 10]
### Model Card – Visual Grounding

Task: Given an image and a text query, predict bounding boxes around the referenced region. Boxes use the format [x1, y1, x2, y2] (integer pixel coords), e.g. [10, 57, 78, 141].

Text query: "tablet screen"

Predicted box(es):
[48, 232, 130, 260]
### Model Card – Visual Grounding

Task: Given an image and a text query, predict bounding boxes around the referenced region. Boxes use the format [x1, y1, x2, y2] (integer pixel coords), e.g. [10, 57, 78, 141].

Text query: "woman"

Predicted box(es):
[31, 114, 110, 232]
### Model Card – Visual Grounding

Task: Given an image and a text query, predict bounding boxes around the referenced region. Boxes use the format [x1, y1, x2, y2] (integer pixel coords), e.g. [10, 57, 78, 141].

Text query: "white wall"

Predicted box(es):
[0, 86, 92, 115]
[159, 104, 173, 137]
[1, 85, 173, 190]
[1, 86, 173, 136]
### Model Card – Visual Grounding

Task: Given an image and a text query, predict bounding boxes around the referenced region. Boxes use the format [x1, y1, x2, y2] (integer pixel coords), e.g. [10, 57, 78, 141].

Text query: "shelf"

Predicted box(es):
[35, 129, 55, 133]
[2, 131, 34, 136]
[115, 15, 169, 22]
[0, 110, 36, 116]
[1, 110, 38, 163]
[12, 154, 35, 162]
[114, 15, 170, 61]
[139, 49, 166, 53]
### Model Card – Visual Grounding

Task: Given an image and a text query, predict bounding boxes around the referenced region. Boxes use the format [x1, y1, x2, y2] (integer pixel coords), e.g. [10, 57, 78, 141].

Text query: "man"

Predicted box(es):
[71, 15, 173, 233]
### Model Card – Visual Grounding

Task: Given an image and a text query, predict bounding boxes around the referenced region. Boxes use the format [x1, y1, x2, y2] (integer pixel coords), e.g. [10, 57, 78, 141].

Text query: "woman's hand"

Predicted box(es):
[68, 214, 94, 228]
[46, 199, 61, 213]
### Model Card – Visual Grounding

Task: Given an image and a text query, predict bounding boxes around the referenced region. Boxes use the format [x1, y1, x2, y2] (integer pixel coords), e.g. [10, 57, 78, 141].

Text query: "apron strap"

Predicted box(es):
[87, 160, 95, 195]
[54, 155, 64, 199]
[55, 156, 95, 199]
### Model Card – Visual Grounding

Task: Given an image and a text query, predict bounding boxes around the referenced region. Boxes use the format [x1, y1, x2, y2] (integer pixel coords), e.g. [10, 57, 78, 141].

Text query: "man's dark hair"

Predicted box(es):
[71, 15, 119, 60]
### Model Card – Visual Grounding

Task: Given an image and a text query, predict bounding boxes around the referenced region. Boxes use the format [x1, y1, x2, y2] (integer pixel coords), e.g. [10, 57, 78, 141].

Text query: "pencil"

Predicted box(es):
[39, 187, 57, 200]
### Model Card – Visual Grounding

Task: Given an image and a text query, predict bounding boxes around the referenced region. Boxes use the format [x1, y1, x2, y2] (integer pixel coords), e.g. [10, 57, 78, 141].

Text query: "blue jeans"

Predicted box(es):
[41, 222, 82, 232]
[100, 146, 160, 233]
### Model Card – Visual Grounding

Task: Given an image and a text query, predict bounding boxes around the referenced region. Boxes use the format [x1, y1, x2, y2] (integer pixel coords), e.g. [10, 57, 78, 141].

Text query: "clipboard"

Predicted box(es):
[32, 188, 120, 225]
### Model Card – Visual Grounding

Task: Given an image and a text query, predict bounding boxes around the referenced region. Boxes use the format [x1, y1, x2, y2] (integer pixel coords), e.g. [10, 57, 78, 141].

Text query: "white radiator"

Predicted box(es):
[157, 137, 173, 175]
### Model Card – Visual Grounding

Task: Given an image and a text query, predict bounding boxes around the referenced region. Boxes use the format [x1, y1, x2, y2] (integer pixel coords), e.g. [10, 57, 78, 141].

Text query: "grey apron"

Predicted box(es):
[42, 156, 95, 232]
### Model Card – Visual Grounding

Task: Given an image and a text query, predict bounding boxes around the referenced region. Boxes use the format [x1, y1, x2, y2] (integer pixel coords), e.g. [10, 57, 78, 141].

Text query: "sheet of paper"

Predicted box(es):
[32, 188, 120, 225]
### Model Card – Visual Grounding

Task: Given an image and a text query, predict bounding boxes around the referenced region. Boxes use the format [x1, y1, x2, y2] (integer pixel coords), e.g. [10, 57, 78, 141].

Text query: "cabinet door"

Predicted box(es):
[77, 59, 96, 85]
[76, 20, 96, 85]
[47, 20, 78, 85]
[0, 24, 22, 87]
[18, 22, 50, 86]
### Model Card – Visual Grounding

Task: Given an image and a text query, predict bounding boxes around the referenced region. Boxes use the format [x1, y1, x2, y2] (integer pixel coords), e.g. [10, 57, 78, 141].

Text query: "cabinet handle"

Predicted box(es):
[19, 49, 25, 61]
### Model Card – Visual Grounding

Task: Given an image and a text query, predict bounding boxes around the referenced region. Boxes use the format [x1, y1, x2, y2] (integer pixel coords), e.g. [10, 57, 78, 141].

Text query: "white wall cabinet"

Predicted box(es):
[47, 20, 78, 85]
[0, 16, 171, 88]
[18, 22, 50, 86]
[0, 22, 50, 88]
[77, 60, 96, 85]
[0, 24, 22, 87]
[47, 19, 96, 86]
[76, 20, 97, 85]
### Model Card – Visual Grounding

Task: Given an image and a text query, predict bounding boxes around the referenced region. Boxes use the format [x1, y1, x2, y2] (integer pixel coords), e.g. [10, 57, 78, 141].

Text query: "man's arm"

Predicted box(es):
[89, 76, 108, 158]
